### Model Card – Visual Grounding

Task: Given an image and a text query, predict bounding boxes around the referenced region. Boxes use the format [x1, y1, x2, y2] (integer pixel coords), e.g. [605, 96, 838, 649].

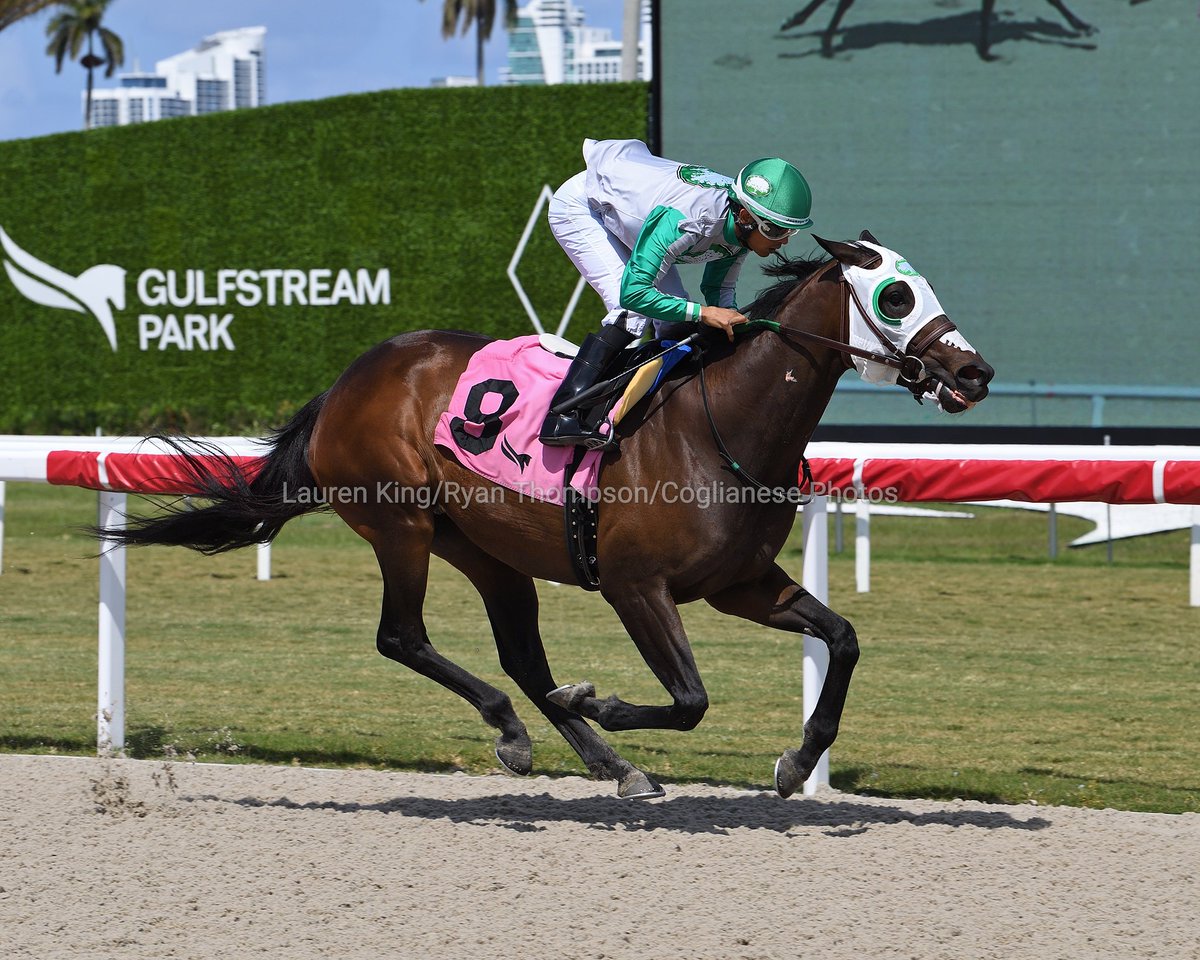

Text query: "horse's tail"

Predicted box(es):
[103, 391, 329, 555]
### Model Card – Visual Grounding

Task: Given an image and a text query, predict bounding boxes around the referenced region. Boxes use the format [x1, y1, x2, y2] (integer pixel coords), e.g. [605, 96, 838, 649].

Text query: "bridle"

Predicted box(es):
[697, 260, 958, 493]
[751, 261, 958, 400]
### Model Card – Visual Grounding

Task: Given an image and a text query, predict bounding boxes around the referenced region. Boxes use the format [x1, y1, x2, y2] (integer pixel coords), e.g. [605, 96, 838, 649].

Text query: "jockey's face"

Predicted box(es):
[736, 209, 791, 257]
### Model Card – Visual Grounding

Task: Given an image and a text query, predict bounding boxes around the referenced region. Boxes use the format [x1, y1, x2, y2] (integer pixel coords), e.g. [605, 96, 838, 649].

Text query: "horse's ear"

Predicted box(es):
[859, 229, 880, 245]
[813, 234, 883, 269]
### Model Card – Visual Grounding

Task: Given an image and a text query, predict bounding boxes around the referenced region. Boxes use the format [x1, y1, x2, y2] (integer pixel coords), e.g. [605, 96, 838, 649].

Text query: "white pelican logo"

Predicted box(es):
[1, 225, 126, 351]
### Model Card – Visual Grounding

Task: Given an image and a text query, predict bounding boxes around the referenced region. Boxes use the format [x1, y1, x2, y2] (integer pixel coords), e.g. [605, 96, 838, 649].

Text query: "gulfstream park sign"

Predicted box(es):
[0, 225, 390, 353]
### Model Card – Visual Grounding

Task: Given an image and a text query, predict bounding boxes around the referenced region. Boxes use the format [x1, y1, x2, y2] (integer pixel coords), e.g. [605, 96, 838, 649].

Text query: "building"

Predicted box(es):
[89, 26, 266, 128]
[430, 76, 480, 88]
[501, 0, 651, 86]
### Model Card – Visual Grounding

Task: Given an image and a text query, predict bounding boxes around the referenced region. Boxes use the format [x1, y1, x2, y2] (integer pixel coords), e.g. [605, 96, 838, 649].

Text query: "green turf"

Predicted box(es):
[1, 483, 1195, 812]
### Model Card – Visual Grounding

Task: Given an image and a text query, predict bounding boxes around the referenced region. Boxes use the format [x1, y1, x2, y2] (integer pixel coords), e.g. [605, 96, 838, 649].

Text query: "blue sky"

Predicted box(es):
[0, 0, 628, 142]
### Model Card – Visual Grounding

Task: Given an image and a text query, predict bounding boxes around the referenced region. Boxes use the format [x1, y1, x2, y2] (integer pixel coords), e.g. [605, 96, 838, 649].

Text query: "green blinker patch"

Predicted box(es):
[872, 277, 903, 327]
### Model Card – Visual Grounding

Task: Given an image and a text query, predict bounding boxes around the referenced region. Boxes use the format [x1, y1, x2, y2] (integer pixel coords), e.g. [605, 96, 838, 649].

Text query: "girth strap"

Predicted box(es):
[561, 450, 601, 591]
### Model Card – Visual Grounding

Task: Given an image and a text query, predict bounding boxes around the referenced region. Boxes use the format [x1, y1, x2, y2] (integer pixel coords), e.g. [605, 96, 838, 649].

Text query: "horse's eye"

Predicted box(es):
[875, 280, 915, 321]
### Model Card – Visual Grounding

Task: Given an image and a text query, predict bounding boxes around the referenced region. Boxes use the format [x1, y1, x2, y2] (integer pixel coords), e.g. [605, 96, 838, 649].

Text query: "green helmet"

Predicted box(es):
[732, 158, 813, 230]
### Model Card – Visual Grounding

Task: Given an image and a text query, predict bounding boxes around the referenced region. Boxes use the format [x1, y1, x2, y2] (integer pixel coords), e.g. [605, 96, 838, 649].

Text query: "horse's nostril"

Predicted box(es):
[958, 364, 989, 384]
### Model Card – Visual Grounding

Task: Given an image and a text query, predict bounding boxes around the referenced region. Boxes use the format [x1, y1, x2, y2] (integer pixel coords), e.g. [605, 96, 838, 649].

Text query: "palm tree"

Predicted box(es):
[44, 0, 124, 130]
[0, 0, 58, 33]
[423, 0, 518, 87]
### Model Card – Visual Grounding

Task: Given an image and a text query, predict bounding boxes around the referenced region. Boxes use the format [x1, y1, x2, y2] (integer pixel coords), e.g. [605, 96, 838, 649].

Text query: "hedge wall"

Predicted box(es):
[0, 83, 649, 433]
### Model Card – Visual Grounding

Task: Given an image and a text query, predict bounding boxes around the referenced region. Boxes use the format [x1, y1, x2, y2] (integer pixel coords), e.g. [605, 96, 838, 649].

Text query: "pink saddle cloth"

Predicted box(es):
[433, 336, 606, 505]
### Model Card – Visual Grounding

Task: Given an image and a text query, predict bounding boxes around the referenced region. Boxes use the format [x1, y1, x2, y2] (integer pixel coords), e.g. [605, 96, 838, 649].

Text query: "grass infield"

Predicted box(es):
[1, 483, 1196, 813]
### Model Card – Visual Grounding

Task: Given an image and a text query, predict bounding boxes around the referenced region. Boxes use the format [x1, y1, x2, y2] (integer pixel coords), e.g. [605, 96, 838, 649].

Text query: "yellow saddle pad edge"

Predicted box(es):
[610, 356, 665, 427]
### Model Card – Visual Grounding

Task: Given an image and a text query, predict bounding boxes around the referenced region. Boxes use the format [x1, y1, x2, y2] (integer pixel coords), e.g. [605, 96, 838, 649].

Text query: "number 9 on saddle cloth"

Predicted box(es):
[432, 333, 696, 508]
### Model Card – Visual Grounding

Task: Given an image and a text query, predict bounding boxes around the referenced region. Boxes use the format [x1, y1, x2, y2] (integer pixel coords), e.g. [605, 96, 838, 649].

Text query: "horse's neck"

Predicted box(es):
[706, 272, 846, 481]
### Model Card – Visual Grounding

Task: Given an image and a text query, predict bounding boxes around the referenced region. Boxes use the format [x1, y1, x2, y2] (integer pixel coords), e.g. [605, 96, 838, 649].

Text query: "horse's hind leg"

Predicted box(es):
[548, 579, 711, 733]
[371, 515, 533, 773]
[433, 522, 663, 799]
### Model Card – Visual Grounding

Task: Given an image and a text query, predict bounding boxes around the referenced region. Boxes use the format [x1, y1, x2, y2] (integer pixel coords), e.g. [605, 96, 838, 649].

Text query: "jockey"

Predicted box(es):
[539, 138, 814, 449]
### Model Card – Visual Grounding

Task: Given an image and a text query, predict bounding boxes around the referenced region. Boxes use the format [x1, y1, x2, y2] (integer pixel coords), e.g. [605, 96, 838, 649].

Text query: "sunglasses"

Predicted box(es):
[746, 210, 798, 242]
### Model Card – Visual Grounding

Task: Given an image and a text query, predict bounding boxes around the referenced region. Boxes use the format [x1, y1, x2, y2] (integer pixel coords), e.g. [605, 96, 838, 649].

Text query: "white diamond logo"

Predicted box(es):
[507, 184, 587, 338]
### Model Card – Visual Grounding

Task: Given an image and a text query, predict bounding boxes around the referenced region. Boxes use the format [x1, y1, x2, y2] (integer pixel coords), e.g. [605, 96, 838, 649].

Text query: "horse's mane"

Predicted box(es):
[744, 253, 831, 321]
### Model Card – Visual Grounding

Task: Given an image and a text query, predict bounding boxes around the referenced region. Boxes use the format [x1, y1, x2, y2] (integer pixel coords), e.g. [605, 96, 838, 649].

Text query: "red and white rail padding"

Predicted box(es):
[803, 442, 1200, 620]
[0, 435, 264, 490]
[805, 442, 1200, 506]
[45, 448, 264, 494]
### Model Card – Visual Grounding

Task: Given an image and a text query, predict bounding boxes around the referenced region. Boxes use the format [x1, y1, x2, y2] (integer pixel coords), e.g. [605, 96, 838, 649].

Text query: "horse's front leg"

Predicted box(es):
[547, 580, 709, 733]
[706, 564, 859, 799]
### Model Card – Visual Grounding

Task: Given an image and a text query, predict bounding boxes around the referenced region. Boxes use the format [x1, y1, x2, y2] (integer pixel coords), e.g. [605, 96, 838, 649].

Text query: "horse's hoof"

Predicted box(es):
[774, 750, 806, 799]
[546, 681, 595, 711]
[617, 769, 665, 800]
[494, 733, 532, 776]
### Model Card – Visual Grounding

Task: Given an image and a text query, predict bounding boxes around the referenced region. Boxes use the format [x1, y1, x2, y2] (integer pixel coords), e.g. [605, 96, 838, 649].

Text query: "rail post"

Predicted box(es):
[801, 494, 830, 794]
[97, 491, 127, 756]
[256, 540, 272, 581]
[1191, 506, 1199, 608]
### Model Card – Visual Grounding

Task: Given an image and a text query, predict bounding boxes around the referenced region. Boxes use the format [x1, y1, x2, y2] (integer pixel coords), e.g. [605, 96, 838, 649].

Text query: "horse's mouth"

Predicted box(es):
[930, 380, 976, 414]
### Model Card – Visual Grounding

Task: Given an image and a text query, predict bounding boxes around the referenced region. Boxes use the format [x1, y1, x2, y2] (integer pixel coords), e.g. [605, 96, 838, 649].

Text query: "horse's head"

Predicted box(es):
[815, 231, 993, 414]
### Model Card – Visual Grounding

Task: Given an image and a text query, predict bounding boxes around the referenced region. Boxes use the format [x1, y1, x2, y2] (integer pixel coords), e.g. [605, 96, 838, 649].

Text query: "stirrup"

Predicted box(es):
[576, 415, 619, 452]
[580, 433, 619, 453]
[542, 429, 619, 453]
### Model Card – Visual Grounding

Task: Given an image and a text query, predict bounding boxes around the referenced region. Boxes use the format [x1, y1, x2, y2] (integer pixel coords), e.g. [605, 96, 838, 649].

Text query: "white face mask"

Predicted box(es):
[840, 241, 960, 385]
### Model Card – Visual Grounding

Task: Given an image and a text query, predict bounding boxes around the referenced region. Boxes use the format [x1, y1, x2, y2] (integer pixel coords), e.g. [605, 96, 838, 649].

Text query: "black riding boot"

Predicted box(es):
[539, 323, 637, 448]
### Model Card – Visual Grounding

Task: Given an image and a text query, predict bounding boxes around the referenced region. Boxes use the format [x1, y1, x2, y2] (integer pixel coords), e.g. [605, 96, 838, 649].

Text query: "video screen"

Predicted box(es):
[658, 1, 1198, 428]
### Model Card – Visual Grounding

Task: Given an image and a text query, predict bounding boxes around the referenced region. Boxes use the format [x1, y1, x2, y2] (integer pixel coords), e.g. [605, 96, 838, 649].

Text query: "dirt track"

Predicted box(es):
[1, 754, 1197, 959]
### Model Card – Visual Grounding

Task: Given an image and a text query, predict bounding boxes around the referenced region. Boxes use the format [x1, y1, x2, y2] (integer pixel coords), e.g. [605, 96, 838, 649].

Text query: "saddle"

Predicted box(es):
[538, 332, 696, 447]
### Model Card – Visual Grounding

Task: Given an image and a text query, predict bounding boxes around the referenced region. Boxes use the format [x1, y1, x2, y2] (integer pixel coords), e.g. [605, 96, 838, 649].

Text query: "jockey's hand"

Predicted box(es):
[699, 306, 749, 342]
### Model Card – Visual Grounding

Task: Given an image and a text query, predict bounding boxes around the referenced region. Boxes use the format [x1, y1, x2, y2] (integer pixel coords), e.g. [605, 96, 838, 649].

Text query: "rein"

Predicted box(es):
[696, 357, 813, 501]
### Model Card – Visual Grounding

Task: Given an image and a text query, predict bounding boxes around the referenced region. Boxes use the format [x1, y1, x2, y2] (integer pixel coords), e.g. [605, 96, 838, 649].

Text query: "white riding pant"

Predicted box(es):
[547, 171, 689, 338]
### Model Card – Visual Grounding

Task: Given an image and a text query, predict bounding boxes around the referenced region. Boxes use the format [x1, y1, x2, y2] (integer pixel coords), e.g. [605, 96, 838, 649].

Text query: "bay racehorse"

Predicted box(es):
[109, 232, 993, 800]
